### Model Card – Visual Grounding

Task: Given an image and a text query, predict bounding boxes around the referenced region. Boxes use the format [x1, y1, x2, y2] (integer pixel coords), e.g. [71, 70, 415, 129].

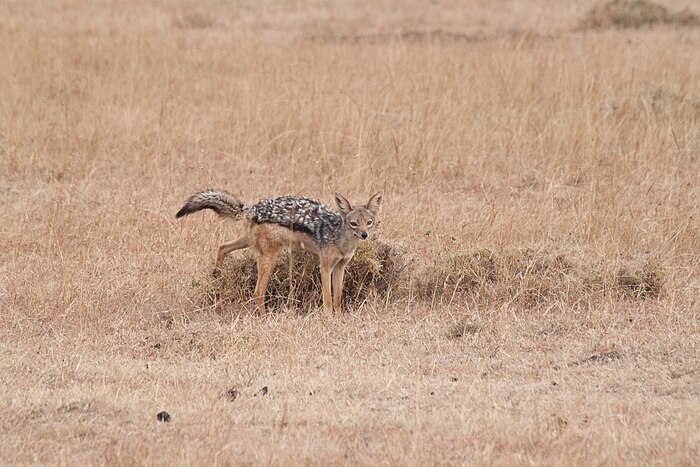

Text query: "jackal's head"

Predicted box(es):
[334, 191, 383, 240]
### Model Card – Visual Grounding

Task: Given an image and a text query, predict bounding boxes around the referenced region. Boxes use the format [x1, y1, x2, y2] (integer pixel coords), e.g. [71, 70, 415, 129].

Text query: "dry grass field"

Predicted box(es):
[1, 0, 699, 464]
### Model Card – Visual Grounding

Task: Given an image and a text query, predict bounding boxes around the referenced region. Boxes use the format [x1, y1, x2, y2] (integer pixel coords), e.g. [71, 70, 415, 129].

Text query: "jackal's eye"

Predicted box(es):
[349, 221, 358, 228]
[366, 220, 373, 226]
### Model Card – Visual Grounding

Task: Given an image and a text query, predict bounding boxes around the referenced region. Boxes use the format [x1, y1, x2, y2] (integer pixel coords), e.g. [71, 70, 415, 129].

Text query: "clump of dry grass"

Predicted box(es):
[580, 0, 700, 29]
[615, 260, 664, 299]
[413, 248, 664, 307]
[195, 240, 408, 312]
[446, 320, 482, 339]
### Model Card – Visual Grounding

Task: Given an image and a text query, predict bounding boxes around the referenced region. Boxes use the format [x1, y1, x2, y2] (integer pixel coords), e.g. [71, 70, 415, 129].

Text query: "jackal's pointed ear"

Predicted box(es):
[334, 192, 353, 215]
[365, 191, 383, 215]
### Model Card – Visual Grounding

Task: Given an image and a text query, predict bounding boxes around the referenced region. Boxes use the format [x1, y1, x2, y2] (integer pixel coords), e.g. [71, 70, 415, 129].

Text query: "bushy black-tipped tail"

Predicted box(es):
[176, 190, 245, 219]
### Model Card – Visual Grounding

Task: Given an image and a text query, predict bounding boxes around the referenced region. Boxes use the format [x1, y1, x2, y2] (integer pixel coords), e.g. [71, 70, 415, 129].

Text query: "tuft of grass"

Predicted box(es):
[447, 320, 481, 339]
[580, 0, 700, 29]
[413, 248, 664, 307]
[415, 248, 576, 307]
[615, 260, 664, 299]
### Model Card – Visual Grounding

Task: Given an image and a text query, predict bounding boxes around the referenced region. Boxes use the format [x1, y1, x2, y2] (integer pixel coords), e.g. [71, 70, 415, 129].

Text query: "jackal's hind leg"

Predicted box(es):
[253, 250, 279, 313]
[214, 236, 249, 273]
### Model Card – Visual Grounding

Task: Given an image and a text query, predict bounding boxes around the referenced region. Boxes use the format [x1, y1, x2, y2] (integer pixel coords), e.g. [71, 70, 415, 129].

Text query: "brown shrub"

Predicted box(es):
[580, 0, 700, 29]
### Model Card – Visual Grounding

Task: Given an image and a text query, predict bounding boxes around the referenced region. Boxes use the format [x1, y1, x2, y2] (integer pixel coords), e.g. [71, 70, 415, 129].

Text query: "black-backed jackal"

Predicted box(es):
[176, 190, 383, 313]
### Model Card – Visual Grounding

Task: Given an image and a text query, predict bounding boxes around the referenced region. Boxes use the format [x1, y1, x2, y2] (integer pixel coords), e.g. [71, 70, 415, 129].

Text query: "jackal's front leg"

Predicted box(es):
[331, 258, 350, 313]
[320, 254, 339, 313]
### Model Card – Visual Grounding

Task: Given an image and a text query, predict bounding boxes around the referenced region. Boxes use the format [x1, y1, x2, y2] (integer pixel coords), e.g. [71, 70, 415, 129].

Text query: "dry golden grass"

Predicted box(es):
[1, 0, 700, 464]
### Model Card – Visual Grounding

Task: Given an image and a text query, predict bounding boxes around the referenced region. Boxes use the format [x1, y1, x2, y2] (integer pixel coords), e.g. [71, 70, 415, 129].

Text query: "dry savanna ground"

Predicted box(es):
[1, 0, 699, 465]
